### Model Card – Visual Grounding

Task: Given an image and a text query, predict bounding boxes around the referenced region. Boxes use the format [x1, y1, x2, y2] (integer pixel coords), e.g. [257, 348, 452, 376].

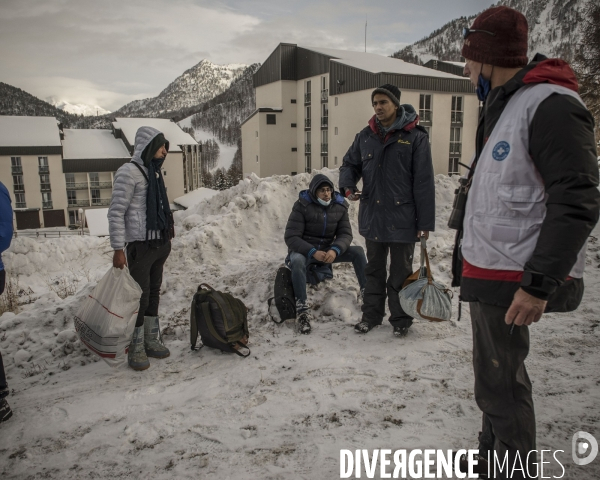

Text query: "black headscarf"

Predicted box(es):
[141, 133, 172, 245]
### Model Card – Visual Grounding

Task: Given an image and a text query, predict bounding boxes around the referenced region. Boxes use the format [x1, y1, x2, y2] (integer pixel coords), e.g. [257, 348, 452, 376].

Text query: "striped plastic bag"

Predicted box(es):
[74, 266, 142, 367]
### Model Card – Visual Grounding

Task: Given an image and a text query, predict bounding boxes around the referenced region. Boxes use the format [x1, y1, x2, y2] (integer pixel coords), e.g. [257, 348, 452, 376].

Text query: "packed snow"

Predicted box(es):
[0, 170, 598, 479]
[173, 188, 219, 209]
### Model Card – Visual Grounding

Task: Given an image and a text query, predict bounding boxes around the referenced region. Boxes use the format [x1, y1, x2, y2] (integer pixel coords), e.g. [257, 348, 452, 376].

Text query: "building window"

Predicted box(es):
[321, 130, 328, 154]
[256, 155, 259, 163]
[40, 174, 51, 192]
[335, 97, 338, 106]
[452, 96, 464, 124]
[91, 189, 101, 205]
[10, 157, 22, 174]
[15, 193, 26, 209]
[291, 123, 297, 128]
[67, 190, 77, 206]
[305, 106, 311, 129]
[335, 127, 338, 135]
[305, 155, 311, 173]
[305, 131, 311, 154]
[65, 173, 75, 188]
[419, 94, 432, 123]
[42, 191, 53, 209]
[422, 125, 432, 144]
[89, 172, 99, 187]
[321, 76, 328, 102]
[266, 114, 276, 125]
[321, 103, 328, 128]
[38, 156, 49, 173]
[255, 131, 258, 138]
[334, 156, 338, 166]
[305, 80, 311, 104]
[449, 158, 460, 176]
[291, 99, 297, 104]
[13, 175, 25, 193]
[322, 156, 328, 168]
[450, 127, 462, 155]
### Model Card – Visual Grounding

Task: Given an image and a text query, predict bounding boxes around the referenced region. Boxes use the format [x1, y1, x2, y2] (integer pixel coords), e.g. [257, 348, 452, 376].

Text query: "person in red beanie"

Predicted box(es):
[451, 5, 600, 478]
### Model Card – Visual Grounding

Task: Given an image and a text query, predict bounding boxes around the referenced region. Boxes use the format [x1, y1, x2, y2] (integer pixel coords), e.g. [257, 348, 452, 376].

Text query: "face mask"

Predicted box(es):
[476, 64, 493, 102]
[318, 197, 331, 206]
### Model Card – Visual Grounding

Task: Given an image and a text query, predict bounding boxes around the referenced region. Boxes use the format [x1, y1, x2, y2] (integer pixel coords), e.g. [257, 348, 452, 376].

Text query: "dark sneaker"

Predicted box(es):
[0, 399, 13, 423]
[393, 326, 409, 337]
[354, 321, 373, 334]
[297, 312, 312, 334]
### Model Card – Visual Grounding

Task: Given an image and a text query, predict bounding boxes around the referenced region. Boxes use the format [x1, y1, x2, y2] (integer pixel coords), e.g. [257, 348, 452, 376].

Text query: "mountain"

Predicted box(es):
[50, 100, 111, 117]
[0, 82, 112, 128]
[392, 0, 586, 65]
[113, 60, 247, 118]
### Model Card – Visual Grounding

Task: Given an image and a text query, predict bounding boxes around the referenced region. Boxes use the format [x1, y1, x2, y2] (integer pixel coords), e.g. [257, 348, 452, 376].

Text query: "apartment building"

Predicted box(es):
[241, 44, 478, 178]
[423, 59, 467, 77]
[0, 115, 200, 229]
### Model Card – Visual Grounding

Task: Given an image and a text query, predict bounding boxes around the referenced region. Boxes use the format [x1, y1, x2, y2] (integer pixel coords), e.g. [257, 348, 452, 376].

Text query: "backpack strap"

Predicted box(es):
[130, 160, 150, 182]
[232, 341, 251, 358]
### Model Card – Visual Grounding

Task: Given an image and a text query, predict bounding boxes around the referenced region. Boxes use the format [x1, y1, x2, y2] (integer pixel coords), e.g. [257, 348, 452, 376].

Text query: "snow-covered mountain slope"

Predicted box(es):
[50, 100, 111, 117]
[0, 171, 598, 478]
[393, 0, 587, 64]
[114, 60, 247, 118]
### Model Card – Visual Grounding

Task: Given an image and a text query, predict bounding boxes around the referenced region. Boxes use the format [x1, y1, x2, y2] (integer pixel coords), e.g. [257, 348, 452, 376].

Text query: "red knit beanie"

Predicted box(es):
[461, 6, 528, 68]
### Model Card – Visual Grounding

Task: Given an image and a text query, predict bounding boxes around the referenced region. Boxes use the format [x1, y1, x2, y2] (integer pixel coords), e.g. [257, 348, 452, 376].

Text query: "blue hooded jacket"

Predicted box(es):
[0, 182, 14, 270]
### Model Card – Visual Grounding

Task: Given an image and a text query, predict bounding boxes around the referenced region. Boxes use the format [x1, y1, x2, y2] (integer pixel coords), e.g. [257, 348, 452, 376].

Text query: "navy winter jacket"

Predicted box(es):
[284, 174, 353, 258]
[0, 182, 13, 270]
[339, 115, 435, 243]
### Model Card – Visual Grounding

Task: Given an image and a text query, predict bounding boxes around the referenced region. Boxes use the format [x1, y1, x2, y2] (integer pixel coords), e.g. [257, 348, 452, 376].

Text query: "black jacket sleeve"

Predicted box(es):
[331, 208, 353, 254]
[338, 133, 362, 195]
[412, 131, 436, 231]
[524, 93, 600, 298]
[284, 203, 315, 257]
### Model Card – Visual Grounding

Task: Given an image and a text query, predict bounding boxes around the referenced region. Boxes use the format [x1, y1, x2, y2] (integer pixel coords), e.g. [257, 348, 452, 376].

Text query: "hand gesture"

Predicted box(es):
[313, 250, 327, 262]
[348, 190, 362, 201]
[505, 288, 547, 327]
[323, 250, 337, 263]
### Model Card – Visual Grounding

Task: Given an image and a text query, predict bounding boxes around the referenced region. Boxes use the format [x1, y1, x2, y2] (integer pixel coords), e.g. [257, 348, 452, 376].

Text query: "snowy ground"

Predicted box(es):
[178, 117, 237, 172]
[0, 171, 598, 479]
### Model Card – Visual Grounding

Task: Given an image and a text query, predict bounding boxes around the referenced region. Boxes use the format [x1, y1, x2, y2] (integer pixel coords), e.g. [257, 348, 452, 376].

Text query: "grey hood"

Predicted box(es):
[131, 126, 163, 165]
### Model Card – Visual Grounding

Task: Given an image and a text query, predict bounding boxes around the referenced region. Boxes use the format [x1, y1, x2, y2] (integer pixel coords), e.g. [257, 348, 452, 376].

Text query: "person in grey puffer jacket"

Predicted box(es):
[108, 126, 173, 371]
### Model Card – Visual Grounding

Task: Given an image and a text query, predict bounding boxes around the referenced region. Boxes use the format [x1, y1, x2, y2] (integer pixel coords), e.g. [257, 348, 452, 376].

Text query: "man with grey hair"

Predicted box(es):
[109, 126, 174, 371]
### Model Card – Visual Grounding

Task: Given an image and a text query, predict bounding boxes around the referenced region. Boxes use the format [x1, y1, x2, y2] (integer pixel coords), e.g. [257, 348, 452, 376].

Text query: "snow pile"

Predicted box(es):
[173, 187, 220, 209]
[0, 171, 598, 479]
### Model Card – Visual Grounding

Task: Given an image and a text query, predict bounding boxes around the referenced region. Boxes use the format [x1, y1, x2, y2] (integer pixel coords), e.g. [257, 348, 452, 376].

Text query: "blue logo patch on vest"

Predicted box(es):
[492, 141, 510, 161]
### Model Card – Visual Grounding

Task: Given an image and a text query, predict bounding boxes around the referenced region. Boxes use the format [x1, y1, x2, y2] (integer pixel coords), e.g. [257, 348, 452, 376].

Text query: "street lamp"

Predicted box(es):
[78, 208, 84, 235]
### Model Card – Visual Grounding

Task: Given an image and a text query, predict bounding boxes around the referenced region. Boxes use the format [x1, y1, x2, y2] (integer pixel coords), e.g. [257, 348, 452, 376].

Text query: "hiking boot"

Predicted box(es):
[297, 312, 312, 334]
[0, 398, 13, 423]
[143, 316, 170, 359]
[128, 325, 150, 371]
[354, 321, 374, 334]
[393, 326, 409, 337]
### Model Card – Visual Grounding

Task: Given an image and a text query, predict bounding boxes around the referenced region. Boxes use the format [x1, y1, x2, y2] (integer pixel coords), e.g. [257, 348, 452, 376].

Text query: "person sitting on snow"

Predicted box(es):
[284, 173, 367, 334]
[108, 126, 174, 371]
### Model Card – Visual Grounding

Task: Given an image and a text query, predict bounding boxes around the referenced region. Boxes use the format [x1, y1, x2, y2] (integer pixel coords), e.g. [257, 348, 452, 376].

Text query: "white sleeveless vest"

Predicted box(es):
[462, 83, 587, 279]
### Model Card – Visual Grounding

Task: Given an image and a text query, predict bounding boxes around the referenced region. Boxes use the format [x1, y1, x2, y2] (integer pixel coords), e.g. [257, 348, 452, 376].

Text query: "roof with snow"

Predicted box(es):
[304, 46, 463, 79]
[0, 116, 61, 147]
[112, 118, 197, 153]
[62, 129, 130, 160]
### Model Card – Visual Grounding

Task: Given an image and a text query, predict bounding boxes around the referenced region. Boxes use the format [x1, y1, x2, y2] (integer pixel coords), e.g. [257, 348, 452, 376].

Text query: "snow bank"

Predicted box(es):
[173, 187, 219, 209]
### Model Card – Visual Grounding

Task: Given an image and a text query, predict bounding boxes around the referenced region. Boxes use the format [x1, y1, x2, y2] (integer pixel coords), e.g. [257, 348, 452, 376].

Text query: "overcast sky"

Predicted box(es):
[0, 0, 495, 111]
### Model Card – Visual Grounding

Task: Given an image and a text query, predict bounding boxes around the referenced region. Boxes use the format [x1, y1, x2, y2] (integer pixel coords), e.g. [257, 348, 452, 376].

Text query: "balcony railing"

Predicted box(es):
[11, 166, 23, 174]
[321, 116, 328, 128]
[42, 201, 53, 209]
[66, 182, 90, 190]
[451, 112, 464, 124]
[305, 143, 311, 154]
[91, 198, 111, 206]
[321, 89, 328, 102]
[321, 143, 328, 154]
[39, 166, 50, 174]
[40, 184, 52, 192]
[419, 110, 432, 123]
[305, 118, 311, 129]
[449, 143, 462, 155]
[90, 181, 113, 189]
[68, 199, 91, 207]
[13, 186, 25, 193]
[304, 92, 311, 104]
[15, 202, 26, 209]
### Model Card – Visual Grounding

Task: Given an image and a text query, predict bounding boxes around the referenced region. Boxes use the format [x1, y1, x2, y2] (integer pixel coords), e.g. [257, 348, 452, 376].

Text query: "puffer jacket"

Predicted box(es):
[108, 126, 163, 250]
[0, 182, 13, 270]
[339, 113, 435, 243]
[284, 174, 352, 258]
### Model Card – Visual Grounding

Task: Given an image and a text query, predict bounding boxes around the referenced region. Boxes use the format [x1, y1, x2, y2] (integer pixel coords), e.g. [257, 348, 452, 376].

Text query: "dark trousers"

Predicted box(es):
[470, 302, 537, 479]
[127, 241, 171, 327]
[0, 351, 7, 399]
[288, 246, 367, 309]
[361, 240, 415, 328]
